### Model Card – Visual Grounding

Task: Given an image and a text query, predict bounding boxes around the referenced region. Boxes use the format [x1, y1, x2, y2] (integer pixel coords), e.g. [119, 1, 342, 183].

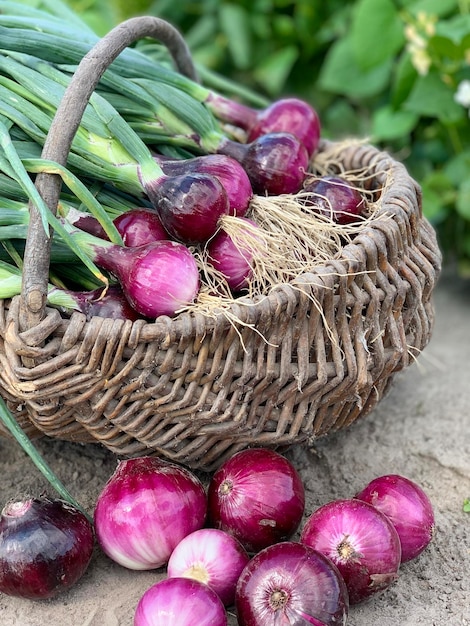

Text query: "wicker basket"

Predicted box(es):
[0, 19, 441, 471]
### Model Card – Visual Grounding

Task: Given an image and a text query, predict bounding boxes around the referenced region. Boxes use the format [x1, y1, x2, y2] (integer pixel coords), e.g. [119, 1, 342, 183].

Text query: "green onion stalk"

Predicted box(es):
[0, 4, 319, 194]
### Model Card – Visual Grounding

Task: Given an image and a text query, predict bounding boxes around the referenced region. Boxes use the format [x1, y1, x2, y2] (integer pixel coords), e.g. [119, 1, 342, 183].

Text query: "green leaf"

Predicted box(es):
[463, 498, 470, 513]
[406, 0, 459, 17]
[456, 179, 470, 219]
[372, 105, 419, 140]
[219, 4, 252, 70]
[443, 150, 470, 186]
[421, 170, 455, 222]
[351, 0, 405, 70]
[434, 14, 470, 44]
[404, 71, 464, 122]
[392, 52, 418, 108]
[253, 46, 298, 96]
[318, 36, 393, 98]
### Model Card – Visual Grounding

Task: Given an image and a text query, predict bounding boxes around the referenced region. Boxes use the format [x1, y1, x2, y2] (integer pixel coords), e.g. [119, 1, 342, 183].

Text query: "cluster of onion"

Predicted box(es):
[0, 448, 434, 625]
[102, 450, 438, 623]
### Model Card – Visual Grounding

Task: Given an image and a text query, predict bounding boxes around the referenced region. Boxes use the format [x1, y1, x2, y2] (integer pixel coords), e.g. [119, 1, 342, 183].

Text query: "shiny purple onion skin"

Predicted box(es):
[146, 172, 230, 243]
[246, 98, 321, 157]
[300, 498, 401, 605]
[0, 497, 94, 600]
[355, 474, 435, 562]
[207, 448, 305, 554]
[134, 577, 227, 626]
[94, 240, 200, 319]
[207, 218, 259, 292]
[235, 541, 349, 626]
[155, 154, 253, 217]
[302, 176, 366, 225]
[167, 528, 250, 607]
[219, 133, 309, 196]
[94, 457, 207, 570]
[114, 209, 169, 246]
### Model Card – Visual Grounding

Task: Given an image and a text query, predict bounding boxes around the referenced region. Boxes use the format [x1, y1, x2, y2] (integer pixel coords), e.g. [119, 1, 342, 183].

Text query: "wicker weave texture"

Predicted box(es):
[0, 140, 441, 470]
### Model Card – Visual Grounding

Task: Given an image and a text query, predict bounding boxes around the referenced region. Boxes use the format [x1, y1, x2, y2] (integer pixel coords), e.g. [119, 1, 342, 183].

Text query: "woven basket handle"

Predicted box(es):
[19, 16, 198, 333]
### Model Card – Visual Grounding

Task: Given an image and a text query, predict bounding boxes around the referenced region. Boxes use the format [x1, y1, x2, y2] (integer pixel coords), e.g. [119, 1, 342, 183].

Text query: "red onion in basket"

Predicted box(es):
[113, 208, 169, 246]
[94, 457, 207, 570]
[0, 497, 94, 599]
[167, 528, 250, 606]
[147, 172, 230, 243]
[355, 474, 435, 562]
[134, 577, 227, 626]
[154, 153, 253, 217]
[207, 448, 305, 553]
[302, 176, 366, 225]
[219, 132, 309, 196]
[235, 541, 349, 626]
[206, 218, 260, 292]
[300, 498, 401, 604]
[246, 98, 321, 157]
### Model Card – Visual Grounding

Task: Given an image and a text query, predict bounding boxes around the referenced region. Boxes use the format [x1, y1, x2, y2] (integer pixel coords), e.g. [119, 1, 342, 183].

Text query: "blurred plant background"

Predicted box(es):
[63, 0, 470, 273]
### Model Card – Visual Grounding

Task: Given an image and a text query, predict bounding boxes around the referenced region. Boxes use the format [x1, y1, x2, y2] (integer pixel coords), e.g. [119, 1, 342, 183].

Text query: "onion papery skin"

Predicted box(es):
[219, 133, 309, 196]
[134, 577, 227, 626]
[146, 172, 230, 243]
[0, 497, 94, 600]
[300, 499, 401, 605]
[355, 474, 435, 562]
[167, 528, 250, 606]
[94, 457, 207, 570]
[94, 240, 200, 318]
[155, 154, 253, 218]
[235, 541, 349, 626]
[302, 176, 366, 225]
[113, 209, 169, 246]
[246, 98, 321, 157]
[207, 448, 305, 554]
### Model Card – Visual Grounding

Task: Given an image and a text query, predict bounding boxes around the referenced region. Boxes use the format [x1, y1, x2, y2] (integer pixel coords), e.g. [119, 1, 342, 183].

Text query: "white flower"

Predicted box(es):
[454, 80, 470, 108]
[407, 45, 431, 76]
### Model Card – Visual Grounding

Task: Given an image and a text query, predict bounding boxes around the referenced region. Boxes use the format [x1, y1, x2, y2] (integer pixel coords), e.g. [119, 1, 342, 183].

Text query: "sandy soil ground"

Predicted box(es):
[0, 267, 469, 626]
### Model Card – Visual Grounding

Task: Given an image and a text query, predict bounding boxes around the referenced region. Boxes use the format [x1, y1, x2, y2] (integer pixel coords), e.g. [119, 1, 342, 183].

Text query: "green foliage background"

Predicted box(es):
[65, 0, 470, 273]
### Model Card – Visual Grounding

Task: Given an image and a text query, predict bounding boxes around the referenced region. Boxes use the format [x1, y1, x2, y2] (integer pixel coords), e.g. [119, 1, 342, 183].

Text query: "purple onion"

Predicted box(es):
[146, 172, 230, 243]
[91, 239, 200, 318]
[65, 207, 169, 246]
[235, 541, 349, 626]
[154, 153, 253, 217]
[246, 98, 321, 157]
[207, 448, 305, 554]
[65, 209, 108, 239]
[355, 474, 435, 562]
[94, 457, 207, 570]
[134, 577, 227, 626]
[0, 497, 94, 600]
[302, 176, 366, 225]
[300, 498, 401, 604]
[206, 218, 260, 292]
[219, 132, 309, 195]
[167, 528, 250, 606]
[113, 209, 169, 246]
[58, 284, 141, 321]
[206, 94, 321, 157]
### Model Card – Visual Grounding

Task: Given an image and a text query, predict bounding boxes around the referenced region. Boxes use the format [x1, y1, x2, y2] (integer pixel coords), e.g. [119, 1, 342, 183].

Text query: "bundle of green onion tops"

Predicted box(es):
[0, 0, 374, 322]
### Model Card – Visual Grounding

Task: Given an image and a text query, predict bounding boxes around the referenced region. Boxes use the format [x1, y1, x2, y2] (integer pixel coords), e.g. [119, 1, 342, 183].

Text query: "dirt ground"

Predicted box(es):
[0, 267, 469, 626]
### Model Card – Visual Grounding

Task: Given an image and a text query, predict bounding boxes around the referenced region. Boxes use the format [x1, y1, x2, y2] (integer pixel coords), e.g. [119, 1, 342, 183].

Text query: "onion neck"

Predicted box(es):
[205, 93, 259, 130]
